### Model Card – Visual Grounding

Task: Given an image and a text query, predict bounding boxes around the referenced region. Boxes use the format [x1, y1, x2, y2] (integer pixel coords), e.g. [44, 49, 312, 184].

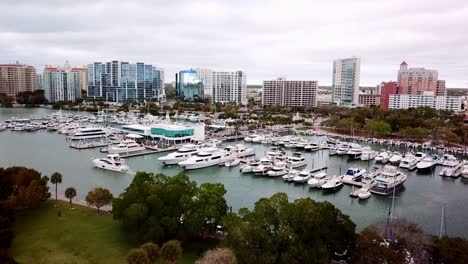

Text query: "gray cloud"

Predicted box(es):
[0, 0, 467, 87]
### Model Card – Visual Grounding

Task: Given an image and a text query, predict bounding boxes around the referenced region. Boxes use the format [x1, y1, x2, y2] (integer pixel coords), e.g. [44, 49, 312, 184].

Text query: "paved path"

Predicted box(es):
[50, 194, 112, 212]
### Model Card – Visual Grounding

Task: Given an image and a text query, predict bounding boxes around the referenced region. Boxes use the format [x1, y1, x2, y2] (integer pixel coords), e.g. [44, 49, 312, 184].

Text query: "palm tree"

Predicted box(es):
[50, 172, 62, 202]
[64, 187, 77, 208]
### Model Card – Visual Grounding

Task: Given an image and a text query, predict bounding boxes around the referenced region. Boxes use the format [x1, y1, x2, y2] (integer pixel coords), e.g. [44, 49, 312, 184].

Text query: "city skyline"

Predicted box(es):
[1, 0, 467, 87]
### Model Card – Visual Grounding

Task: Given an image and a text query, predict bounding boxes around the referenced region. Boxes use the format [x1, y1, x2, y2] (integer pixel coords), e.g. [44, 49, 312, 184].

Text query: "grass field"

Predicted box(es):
[11, 200, 213, 264]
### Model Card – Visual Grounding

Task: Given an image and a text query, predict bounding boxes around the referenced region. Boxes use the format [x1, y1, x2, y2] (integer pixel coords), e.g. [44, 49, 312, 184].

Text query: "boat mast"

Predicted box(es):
[439, 205, 447, 238]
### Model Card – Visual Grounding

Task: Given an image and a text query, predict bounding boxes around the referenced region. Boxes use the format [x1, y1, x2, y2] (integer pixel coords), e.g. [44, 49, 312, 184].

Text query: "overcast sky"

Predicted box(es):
[1, 0, 467, 87]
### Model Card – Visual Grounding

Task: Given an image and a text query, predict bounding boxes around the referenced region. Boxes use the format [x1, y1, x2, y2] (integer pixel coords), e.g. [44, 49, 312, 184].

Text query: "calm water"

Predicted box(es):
[1, 108, 468, 237]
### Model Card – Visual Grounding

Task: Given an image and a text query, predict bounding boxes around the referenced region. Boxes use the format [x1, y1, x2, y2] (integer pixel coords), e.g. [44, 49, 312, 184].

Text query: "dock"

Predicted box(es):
[70, 141, 109, 149]
[120, 146, 178, 158]
[341, 178, 365, 187]
[310, 166, 328, 173]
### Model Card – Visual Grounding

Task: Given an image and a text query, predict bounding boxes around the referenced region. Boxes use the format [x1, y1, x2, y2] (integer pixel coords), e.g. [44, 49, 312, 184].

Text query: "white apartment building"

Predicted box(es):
[332, 57, 361, 107]
[43, 62, 81, 103]
[262, 78, 317, 107]
[195, 68, 213, 99]
[212, 71, 247, 105]
[389, 94, 462, 112]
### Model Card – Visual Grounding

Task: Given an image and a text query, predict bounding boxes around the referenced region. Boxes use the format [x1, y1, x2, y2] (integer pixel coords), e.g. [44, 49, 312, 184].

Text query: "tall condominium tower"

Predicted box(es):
[195, 68, 213, 99]
[212, 71, 246, 105]
[43, 61, 82, 103]
[178, 69, 204, 101]
[397, 61, 438, 95]
[262, 78, 317, 107]
[0, 63, 37, 98]
[87, 60, 165, 103]
[331, 57, 361, 106]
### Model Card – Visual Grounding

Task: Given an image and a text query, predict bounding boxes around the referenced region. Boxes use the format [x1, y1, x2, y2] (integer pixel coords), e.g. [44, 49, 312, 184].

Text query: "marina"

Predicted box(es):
[2, 108, 468, 238]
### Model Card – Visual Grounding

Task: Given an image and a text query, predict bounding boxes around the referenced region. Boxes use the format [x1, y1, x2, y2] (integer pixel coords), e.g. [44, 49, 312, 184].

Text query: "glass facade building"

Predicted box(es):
[177, 69, 204, 101]
[87, 60, 165, 103]
[332, 57, 360, 107]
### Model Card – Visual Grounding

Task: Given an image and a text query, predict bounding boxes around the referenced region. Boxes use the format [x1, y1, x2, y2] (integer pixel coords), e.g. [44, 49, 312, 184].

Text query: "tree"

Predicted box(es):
[364, 119, 391, 136]
[196, 248, 237, 264]
[336, 117, 359, 133]
[50, 172, 62, 202]
[126, 248, 151, 264]
[85, 187, 113, 214]
[430, 236, 468, 263]
[223, 193, 356, 264]
[160, 240, 183, 264]
[140, 242, 159, 262]
[64, 187, 77, 208]
[444, 130, 461, 144]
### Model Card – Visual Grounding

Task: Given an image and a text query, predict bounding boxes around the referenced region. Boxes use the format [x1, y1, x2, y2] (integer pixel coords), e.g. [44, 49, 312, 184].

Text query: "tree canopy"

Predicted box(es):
[223, 193, 356, 264]
[112, 172, 228, 243]
[85, 187, 113, 214]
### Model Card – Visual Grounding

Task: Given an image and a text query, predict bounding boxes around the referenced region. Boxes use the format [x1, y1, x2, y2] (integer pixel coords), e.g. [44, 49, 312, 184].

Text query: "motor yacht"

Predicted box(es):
[282, 169, 299, 182]
[321, 177, 344, 192]
[69, 127, 108, 140]
[389, 152, 403, 164]
[361, 167, 381, 184]
[347, 144, 363, 160]
[399, 154, 418, 170]
[178, 147, 235, 170]
[108, 139, 145, 154]
[342, 168, 367, 182]
[304, 142, 320, 152]
[225, 159, 241, 167]
[370, 165, 407, 195]
[267, 162, 288, 177]
[416, 155, 438, 172]
[286, 152, 307, 169]
[336, 143, 351, 155]
[292, 170, 313, 183]
[158, 144, 201, 165]
[414, 152, 427, 162]
[92, 154, 129, 173]
[374, 151, 390, 163]
[358, 189, 372, 200]
[224, 144, 255, 158]
[252, 158, 274, 175]
[307, 172, 328, 188]
[240, 159, 261, 173]
[360, 147, 378, 161]
[462, 164, 468, 179]
[439, 158, 464, 178]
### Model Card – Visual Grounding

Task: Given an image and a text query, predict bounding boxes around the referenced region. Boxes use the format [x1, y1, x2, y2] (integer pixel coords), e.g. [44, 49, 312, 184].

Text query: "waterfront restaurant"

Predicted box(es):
[121, 122, 205, 145]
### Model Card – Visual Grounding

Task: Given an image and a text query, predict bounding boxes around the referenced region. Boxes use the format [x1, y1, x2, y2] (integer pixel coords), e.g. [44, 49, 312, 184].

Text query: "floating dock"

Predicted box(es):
[341, 178, 365, 187]
[70, 142, 109, 149]
[120, 146, 178, 158]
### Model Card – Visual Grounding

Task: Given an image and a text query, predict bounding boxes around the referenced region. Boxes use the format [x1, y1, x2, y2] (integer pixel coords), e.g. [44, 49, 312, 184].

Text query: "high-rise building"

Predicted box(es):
[37, 74, 43, 90]
[262, 78, 317, 107]
[0, 63, 37, 98]
[358, 94, 380, 107]
[195, 68, 213, 99]
[212, 71, 246, 105]
[43, 62, 82, 103]
[332, 57, 360, 106]
[87, 60, 165, 103]
[379, 81, 400, 110]
[71, 67, 88, 92]
[178, 69, 204, 101]
[389, 94, 462, 112]
[397, 61, 438, 95]
[436, 80, 446, 96]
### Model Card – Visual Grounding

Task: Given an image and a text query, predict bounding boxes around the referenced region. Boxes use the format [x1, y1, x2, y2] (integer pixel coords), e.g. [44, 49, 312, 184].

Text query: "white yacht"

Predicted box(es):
[69, 127, 108, 140]
[336, 143, 351, 155]
[304, 142, 320, 152]
[292, 170, 313, 183]
[374, 151, 390, 163]
[252, 158, 274, 176]
[360, 148, 378, 161]
[224, 144, 255, 158]
[416, 156, 438, 171]
[307, 172, 328, 188]
[179, 147, 235, 170]
[389, 152, 403, 164]
[462, 164, 468, 179]
[158, 144, 201, 165]
[240, 159, 261, 173]
[347, 144, 363, 160]
[286, 152, 307, 169]
[92, 154, 129, 173]
[108, 139, 145, 154]
[358, 189, 372, 200]
[439, 158, 464, 178]
[321, 177, 344, 192]
[267, 162, 288, 177]
[342, 168, 367, 182]
[225, 159, 241, 167]
[370, 165, 407, 195]
[414, 152, 427, 162]
[399, 154, 418, 170]
[282, 169, 299, 182]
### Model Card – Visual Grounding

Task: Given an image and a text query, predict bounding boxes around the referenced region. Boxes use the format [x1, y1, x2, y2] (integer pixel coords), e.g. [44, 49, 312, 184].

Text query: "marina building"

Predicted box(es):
[121, 122, 205, 143]
[43, 62, 82, 103]
[87, 60, 165, 103]
[262, 78, 318, 107]
[177, 69, 204, 101]
[0, 63, 38, 98]
[212, 71, 247, 105]
[397, 61, 439, 95]
[389, 94, 462, 112]
[331, 57, 361, 107]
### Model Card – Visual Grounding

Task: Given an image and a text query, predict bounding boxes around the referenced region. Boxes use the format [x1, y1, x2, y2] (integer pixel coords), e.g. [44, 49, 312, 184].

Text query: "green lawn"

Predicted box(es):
[11, 200, 213, 264]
